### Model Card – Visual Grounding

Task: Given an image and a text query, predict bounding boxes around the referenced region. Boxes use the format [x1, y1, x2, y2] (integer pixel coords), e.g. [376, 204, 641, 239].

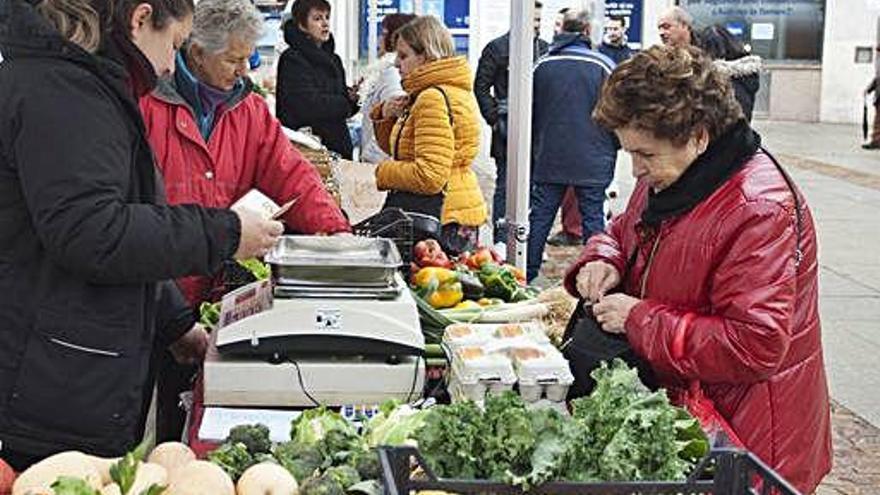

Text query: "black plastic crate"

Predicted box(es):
[353, 209, 415, 264]
[377, 446, 801, 495]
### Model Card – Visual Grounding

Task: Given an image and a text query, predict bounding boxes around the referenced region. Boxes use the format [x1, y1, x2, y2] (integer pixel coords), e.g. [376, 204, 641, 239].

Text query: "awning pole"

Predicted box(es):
[504, 0, 535, 270]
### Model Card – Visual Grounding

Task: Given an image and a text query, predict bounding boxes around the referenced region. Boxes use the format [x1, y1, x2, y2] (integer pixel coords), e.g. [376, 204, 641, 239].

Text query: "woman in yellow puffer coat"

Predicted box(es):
[371, 15, 487, 253]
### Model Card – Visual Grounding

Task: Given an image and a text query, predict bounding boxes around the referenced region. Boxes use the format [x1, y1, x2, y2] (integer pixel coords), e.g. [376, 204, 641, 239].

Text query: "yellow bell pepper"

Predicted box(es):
[425, 282, 464, 309]
[453, 300, 481, 310]
[412, 266, 459, 288]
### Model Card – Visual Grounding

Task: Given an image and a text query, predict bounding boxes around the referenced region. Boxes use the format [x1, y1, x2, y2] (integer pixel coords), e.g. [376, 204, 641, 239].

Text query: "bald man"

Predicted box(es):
[657, 6, 694, 47]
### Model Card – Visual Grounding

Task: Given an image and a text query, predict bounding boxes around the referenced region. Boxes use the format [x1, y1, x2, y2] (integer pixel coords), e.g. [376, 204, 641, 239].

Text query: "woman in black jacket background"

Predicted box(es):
[276, 0, 359, 158]
[699, 24, 762, 122]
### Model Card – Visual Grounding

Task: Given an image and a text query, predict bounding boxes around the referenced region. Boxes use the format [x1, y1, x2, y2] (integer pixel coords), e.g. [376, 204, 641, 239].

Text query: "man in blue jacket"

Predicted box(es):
[527, 9, 618, 282]
[475, 1, 549, 243]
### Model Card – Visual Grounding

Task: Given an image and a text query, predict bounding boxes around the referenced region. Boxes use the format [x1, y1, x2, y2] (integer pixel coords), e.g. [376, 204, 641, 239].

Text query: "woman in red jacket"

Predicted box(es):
[139, 0, 350, 441]
[565, 45, 831, 493]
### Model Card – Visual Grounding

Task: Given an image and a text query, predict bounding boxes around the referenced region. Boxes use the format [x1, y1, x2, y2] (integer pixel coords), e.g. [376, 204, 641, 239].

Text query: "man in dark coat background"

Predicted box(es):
[475, 1, 549, 243]
[527, 8, 618, 282]
[598, 15, 633, 66]
[864, 45, 880, 150]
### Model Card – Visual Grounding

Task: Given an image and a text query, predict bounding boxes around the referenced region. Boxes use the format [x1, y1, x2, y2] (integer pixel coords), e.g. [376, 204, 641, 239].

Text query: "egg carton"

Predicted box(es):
[441, 323, 495, 351]
[509, 345, 574, 403]
[449, 346, 516, 382]
[442, 322, 549, 353]
[447, 375, 515, 404]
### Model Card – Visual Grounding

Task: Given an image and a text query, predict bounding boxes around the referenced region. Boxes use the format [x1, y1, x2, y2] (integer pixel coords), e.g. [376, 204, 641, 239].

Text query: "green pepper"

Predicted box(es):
[479, 263, 520, 302]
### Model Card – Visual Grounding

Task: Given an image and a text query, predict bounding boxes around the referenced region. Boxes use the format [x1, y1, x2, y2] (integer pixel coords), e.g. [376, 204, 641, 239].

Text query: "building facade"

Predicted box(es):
[643, 0, 880, 123]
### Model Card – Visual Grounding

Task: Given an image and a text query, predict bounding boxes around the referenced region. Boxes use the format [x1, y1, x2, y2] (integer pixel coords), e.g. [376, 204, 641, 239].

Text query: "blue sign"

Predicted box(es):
[444, 0, 469, 30]
[359, 0, 403, 59]
[725, 21, 746, 38]
[605, 0, 643, 49]
[359, 0, 469, 58]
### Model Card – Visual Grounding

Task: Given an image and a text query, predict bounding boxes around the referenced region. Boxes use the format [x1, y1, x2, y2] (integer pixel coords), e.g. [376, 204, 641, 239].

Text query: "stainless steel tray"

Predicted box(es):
[266, 236, 402, 285]
[273, 283, 403, 300]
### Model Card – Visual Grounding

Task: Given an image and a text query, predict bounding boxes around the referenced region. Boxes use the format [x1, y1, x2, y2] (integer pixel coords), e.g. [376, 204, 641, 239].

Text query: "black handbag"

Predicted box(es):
[381, 86, 453, 220]
[561, 246, 657, 399]
[561, 301, 657, 399]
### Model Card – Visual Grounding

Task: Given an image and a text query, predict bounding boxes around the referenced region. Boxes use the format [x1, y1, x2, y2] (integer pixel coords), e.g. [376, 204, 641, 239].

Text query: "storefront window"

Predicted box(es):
[679, 0, 826, 62]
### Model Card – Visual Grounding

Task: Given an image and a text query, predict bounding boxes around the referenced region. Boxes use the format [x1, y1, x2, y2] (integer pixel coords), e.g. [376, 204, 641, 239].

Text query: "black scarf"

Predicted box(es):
[641, 119, 761, 227]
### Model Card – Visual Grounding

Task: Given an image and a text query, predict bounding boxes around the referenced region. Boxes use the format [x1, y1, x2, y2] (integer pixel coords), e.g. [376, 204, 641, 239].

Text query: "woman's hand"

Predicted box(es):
[382, 95, 409, 119]
[233, 206, 284, 259]
[592, 294, 640, 334]
[169, 324, 209, 365]
[348, 77, 364, 102]
[575, 261, 621, 302]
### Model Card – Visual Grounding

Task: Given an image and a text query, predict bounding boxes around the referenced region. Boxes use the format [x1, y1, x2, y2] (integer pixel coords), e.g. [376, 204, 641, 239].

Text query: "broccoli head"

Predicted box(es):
[207, 442, 255, 481]
[299, 474, 345, 495]
[352, 448, 381, 480]
[227, 423, 272, 455]
[273, 441, 325, 481]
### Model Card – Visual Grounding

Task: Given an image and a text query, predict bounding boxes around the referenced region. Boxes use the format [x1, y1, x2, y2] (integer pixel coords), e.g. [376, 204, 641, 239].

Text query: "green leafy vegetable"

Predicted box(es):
[272, 441, 324, 481]
[364, 402, 427, 447]
[228, 423, 272, 455]
[207, 442, 254, 481]
[481, 392, 535, 481]
[139, 485, 167, 495]
[199, 301, 221, 328]
[351, 449, 381, 480]
[50, 477, 100, 495]
[415, 399, 483, 479]
[298, 474, 345, 495]
[324, 465, 360, 490]
[291, 407, 358, 446]
[346, 480, 383, 495]
[414, 359, 709, 487]
[110, 440, 150, 495]
[238, 259, 271, 280]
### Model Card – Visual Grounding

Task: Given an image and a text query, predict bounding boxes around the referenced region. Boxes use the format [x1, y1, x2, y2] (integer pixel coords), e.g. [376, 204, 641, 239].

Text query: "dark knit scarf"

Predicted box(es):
[642, 119, 761, 227]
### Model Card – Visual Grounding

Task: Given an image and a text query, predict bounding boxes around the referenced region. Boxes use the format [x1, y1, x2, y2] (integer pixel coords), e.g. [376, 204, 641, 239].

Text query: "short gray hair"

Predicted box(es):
[190, 0, 264, 54]
[561, 8, 591, 34]
[665, 6, 693, 28]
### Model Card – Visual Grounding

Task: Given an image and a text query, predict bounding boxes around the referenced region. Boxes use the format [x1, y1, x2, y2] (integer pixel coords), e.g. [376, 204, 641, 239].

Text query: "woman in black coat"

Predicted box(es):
[276, 0, 359, 158]
[699, 24, 762, 122]
[0, 0, 281, 468]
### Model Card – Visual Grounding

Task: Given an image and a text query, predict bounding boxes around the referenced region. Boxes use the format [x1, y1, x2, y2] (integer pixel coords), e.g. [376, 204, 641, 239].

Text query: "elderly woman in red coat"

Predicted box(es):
[565, 45, 831, 493]
[139, 0, 350, 442]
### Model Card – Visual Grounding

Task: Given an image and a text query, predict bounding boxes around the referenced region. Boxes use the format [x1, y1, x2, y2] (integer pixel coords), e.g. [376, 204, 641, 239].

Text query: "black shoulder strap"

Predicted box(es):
[760, 147, 804, 268]
[392, 86, 454, 160]
[621, 148, 805, 280]
[429, 86, 454, 126]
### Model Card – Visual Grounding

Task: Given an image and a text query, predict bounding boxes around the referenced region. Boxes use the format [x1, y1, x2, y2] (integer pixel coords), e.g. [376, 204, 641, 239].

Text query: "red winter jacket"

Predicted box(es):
[141, 79, 350, 306]
[564, 152, 831, 494]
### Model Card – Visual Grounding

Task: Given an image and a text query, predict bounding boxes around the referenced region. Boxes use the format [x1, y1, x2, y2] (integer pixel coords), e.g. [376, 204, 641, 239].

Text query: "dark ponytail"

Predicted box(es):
[36, 0, 193, 53]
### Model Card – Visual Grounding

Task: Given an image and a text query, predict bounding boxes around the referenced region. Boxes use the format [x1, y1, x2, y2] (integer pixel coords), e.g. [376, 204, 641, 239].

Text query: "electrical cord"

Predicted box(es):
[285, 357, 322, 407]
[405, 355, 424, 403]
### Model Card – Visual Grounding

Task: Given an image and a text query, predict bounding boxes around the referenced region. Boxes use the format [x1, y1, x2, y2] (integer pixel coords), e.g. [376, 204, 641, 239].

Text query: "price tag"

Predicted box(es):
[217, 279, 274, 329]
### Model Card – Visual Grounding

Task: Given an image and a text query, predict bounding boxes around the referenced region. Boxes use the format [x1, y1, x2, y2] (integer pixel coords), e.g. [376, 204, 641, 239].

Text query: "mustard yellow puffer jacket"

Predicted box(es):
[372, 56, 487, 227]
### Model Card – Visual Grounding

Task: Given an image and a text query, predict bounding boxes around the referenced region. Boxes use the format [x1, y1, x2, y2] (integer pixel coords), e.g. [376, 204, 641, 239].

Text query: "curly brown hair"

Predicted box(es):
[593, 45, 743, 146]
